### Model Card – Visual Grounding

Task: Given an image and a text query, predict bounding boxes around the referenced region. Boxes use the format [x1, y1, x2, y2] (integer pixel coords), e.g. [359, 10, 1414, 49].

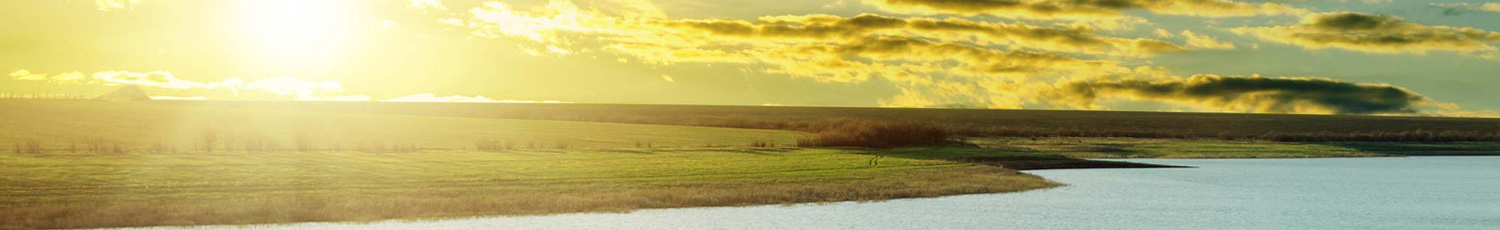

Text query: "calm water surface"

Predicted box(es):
[155, 157, 1500, 230]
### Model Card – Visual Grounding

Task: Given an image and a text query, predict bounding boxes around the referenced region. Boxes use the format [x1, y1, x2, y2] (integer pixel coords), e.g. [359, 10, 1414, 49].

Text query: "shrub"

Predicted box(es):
[476, 139, 506, 152]
[798, 120, 948, 148]
[199, 130, 220, 153]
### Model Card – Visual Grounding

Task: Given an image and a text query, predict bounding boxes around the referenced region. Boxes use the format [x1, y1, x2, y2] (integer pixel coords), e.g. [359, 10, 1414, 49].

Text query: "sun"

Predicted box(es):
[233, 0, 361, 70]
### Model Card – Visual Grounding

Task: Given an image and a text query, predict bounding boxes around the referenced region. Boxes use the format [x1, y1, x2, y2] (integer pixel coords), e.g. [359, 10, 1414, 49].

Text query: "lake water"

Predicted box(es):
[158, 157, 1500, 230]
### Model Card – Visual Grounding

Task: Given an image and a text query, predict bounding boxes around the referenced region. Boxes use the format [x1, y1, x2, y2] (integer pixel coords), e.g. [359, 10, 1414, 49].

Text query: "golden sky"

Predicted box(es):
[3, 0, 1499, 116]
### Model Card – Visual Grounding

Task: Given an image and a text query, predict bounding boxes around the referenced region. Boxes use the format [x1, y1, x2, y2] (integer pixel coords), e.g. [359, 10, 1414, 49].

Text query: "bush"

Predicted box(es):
[797, 120, 948, 148]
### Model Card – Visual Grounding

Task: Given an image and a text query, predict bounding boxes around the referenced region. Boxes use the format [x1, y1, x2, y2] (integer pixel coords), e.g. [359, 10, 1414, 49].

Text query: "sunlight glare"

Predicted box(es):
[234, 0, 359, 69]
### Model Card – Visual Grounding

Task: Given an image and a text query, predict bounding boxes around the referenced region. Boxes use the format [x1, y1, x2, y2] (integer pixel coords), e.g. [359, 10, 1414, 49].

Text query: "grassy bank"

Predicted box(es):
[967, 137, 1500, 158]
[0, 148, 1055, 229]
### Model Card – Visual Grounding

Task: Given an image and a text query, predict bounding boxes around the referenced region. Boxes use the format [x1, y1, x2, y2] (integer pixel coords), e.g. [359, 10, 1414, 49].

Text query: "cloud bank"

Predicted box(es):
[1233, 12, 1500, 54]
[435, 0, 1461, 115]
[1047, 74, 1433, 115]
[8, 69, 363, 101]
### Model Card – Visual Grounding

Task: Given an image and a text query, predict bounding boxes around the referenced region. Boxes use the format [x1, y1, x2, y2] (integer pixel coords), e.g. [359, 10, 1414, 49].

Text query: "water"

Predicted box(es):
[161, 157, 1500, 230]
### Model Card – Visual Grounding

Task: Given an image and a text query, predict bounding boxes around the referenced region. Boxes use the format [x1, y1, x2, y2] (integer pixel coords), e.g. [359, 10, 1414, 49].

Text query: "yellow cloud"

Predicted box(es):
[861, 0, 1308, 19]
[455, 0, 1144, 87]
[1181, 30, 1236, 50]
[664, 14, 1184, 56]
[9, 69, 49, 81]
[1232, 12, 1500, 54]
[456, 0, 1436, 114]
[86, 0, 140, 11]
[91, 71, 243, 89]
[466, 0, 662, 43]
[10, 69, 364, 101]
[410, 0, 447, 11]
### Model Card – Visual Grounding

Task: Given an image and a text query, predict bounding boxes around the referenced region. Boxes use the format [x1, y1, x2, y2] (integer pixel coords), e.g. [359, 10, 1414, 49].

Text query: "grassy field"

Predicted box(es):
[3, 99, 1499, 229]
[0, 148, 1053, 229]
[0, 100, 1057, 229]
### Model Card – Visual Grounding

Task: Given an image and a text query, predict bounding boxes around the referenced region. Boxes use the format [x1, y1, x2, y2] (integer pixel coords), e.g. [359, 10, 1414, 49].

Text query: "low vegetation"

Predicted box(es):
[797, 120, 949, 148]
[0, 148, 1055, 229]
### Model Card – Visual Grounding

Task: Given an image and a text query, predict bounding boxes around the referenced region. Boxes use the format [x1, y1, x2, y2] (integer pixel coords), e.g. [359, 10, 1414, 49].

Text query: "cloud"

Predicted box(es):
[1045, 74, 1434, 115]
[664, 14, 1185, 56]
[455, 0, 1145, 86]
[11, 69, 89, 83]
[1232, 12, 1500, 54]
[661, 75, 675, 82]
[861, 0, 1309, 19]
[384, 93, 567, 103]
[1430, 2, 1500, 14]
[466, 0, 664, 44]
[86, 0, 140, 11]
[444, 0, 1472, 116]
[410, 0, 447, 11]
[760, 36, 1109, 82]
[9, 69, 364, 101]
[91, 71, 243, 89]
[1180, 30, 1236, 50]
[1154, 29, 1175, 38]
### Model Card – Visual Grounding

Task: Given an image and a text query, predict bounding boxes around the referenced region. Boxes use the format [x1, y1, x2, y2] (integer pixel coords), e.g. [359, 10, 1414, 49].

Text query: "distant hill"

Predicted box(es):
[95, 85, 151, 102]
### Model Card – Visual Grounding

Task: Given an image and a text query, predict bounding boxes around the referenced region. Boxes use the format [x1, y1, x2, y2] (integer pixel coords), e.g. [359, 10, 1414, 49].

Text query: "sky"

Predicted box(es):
[2, 0, 1499, 116]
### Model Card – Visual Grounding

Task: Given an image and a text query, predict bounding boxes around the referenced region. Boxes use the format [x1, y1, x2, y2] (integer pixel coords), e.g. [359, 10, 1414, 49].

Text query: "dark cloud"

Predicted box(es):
[864, 0, 1307, 19]
[1234, 12, 1500, 54]
[1052, 74, 1432, 114]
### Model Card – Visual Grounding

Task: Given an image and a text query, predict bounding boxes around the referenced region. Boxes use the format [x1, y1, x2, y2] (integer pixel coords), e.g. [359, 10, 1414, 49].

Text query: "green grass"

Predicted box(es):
[0, 100, 1056, 229]
[0, 148, 1053, 229]
[1324, 142, 1500, 156]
